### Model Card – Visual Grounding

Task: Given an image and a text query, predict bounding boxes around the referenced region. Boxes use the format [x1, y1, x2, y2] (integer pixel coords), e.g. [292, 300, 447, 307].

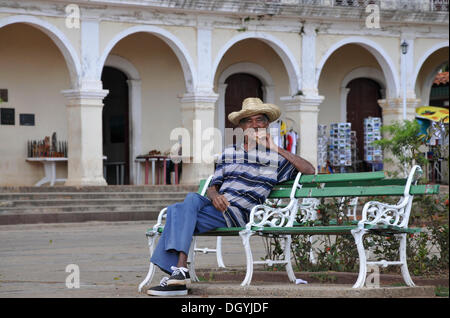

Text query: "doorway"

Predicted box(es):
[346, 78, 382, 171]
[101, 66, 130, 185]
[224, 73, 264, 128]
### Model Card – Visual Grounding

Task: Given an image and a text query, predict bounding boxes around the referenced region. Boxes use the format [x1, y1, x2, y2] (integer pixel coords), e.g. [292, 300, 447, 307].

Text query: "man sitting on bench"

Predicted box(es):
[147, 97, 315, 296]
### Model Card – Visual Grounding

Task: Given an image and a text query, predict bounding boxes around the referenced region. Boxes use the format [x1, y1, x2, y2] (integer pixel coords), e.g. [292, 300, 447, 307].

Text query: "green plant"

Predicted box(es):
[374, 120, 428, 178]
[311, 273, 337, 283]
[435, 286, 449, 297]
[263, 192, 449, 277]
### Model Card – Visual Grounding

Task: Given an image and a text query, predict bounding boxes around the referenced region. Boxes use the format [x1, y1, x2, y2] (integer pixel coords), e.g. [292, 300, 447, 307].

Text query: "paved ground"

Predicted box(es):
[0, 220, 267, 298]
[0, 220, 440, 299]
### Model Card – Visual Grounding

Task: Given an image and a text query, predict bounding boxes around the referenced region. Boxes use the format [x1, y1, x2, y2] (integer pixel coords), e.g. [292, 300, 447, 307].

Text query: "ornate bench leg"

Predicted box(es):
[216, 236, 226, 268]
[138, 233, 158, 292]
[309, 235, 317, 265]
[188, 236, 200, 282]
[240, 229, 255, 286]
[398, 233, 415, 287]
[284, 235, 296, 283]
[351, 227, 368, 288]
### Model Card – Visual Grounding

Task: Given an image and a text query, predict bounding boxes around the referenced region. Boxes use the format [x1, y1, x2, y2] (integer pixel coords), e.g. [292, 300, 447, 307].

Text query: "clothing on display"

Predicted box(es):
[270, 119, 298, 154]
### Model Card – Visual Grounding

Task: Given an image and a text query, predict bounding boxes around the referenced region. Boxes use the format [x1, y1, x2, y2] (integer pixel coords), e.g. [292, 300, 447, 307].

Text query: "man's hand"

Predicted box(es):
[211, 194, 230, 212]
[252, 130, 278, 152]
[207, 186, 230, 212]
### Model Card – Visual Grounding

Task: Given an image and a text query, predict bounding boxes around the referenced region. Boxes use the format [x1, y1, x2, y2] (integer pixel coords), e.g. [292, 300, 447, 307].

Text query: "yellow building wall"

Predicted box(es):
[317, 44, 382, 126]
[108, 32, 186, 155]
[214, 38, 290, 89]
[0, 24, 71, 186]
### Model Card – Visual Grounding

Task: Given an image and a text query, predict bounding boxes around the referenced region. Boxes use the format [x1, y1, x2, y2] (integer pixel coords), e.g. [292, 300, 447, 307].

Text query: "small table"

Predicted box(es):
[135, 155, 179, 185]
[26, 157, 67, 186]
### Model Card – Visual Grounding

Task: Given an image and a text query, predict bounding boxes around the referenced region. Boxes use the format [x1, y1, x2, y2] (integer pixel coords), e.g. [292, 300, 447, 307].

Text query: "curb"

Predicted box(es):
[188, 282, 436, 298]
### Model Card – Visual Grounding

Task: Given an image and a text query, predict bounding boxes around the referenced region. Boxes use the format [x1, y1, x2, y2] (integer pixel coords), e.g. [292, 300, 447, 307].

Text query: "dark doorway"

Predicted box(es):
[101, 66, 130, 185]
[346, 78, 382, 172]
[225, 73, 263, 128]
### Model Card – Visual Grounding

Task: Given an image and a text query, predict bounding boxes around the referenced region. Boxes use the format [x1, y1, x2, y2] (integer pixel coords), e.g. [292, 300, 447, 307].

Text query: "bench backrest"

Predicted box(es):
[197, 165, 439, 229]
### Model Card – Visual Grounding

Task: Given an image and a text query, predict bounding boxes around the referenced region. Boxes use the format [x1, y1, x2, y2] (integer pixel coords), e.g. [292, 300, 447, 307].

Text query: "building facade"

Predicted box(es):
[0, 0, 448, 186]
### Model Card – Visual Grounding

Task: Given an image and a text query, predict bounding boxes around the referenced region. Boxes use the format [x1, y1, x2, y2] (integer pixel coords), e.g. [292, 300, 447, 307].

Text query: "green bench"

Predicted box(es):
[138, 165, 439, 291]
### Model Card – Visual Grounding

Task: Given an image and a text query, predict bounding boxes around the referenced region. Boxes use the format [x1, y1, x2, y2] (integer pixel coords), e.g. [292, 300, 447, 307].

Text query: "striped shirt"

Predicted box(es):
[210, 144, 298, 228]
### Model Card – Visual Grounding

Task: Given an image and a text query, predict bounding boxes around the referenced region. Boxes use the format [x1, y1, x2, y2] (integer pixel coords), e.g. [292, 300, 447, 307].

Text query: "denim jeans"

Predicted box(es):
[150, 192, 227, 274]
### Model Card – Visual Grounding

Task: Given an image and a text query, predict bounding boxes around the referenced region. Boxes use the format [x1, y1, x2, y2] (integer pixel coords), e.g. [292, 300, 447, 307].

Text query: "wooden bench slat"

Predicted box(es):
[268, 184, 440, 198]
[254, 224, 420, 235]
[151, 223, 421, 237]
[312, 179, 407, 188]
[299, 171, 386, 183]
[272, 171, 385, 188]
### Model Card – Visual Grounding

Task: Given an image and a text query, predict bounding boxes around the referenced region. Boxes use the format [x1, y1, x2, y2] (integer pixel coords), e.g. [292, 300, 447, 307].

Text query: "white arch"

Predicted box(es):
[0, 15, 81, 89]
[212, 31, 301, 96]
[218, 62, 274, 88]
[419, 61, 448, 106]
[98, 25, 196, 93]
[316, 37, 399, 99]
[340, 67, 386, 121]
[104, 55, 142, 184]
[342, 67, 386, 90]
[105, 54, 141, 80]
[412, 41, 449, 93]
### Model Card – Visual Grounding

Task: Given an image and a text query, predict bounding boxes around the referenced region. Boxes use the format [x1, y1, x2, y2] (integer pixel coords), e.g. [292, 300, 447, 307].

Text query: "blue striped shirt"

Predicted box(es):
[210, 144, 298, 227]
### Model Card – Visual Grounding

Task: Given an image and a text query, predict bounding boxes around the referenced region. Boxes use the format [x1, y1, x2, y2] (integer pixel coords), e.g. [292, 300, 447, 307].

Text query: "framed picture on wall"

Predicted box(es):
[1, 108, 15, 125]
[20, 113, 35, 126]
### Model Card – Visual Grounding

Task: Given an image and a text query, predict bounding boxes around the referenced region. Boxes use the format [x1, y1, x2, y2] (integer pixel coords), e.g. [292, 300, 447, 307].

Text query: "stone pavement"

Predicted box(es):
[0, 221, 438, 298]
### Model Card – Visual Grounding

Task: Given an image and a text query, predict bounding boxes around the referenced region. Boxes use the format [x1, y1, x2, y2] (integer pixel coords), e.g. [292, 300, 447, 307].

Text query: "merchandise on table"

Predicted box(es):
[363, 117, 383, 163]
[317, 124, 328, 171]
[351, 131, 357, 165]
[329, 122, 352, 167]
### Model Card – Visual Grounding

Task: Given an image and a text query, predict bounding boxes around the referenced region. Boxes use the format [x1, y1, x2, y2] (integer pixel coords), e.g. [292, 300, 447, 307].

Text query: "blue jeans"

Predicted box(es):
[150, 192, 227, 274]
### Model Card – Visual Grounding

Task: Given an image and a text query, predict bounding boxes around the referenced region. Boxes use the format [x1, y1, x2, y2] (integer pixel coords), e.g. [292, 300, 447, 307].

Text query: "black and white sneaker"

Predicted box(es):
[147, 277, 188, 296]
[167, 266, 190, 286]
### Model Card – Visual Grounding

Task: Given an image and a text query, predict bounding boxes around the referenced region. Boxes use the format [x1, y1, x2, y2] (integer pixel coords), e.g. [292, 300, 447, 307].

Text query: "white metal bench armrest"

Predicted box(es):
[246, 172, 302, 231]
[358, 165, 422, 229]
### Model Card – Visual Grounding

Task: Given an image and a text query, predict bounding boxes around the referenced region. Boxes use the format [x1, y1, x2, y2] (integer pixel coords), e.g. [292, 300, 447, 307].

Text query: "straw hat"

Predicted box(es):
[228, 97, 281, 126]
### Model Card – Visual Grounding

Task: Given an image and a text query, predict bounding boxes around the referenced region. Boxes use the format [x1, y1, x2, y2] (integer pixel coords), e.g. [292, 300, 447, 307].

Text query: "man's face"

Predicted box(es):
[239, 114, 270, 146]
[238, 114, 269, 131]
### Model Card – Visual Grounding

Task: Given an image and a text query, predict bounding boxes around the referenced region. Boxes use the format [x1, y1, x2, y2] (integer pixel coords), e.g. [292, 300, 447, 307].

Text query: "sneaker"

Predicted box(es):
[147, 277, 188, 296]
[167, 266, 190, 286]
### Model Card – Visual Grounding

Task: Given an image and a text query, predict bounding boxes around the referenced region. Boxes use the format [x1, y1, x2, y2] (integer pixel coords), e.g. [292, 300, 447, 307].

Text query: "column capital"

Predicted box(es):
[282, 95, 324, 112]
[61, 88, 109, 107]
[378, 97, 421, 121]
[179, 91, 219, 106]
[302, 22, 318, 37]
[378, 97, 421, 109]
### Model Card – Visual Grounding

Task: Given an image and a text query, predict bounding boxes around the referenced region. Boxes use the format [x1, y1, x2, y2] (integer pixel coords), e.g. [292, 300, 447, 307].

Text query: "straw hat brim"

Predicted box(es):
[228, 104, 281, 126]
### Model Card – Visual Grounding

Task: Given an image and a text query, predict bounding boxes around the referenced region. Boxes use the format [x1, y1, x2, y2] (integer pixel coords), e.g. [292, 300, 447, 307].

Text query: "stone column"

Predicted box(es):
[62, 88, 109, 186]
[377, 97, 421, 176]
[127, 79, 142, 185]
[301, 23, 319, 97]
[60, 15, 109, 186]
[378, 97, 421, 125]
[175, 18, 219, 184]
[179, 92, 219, 184]
[281, 22, 324, 171]
[284, 95, 324, 171]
